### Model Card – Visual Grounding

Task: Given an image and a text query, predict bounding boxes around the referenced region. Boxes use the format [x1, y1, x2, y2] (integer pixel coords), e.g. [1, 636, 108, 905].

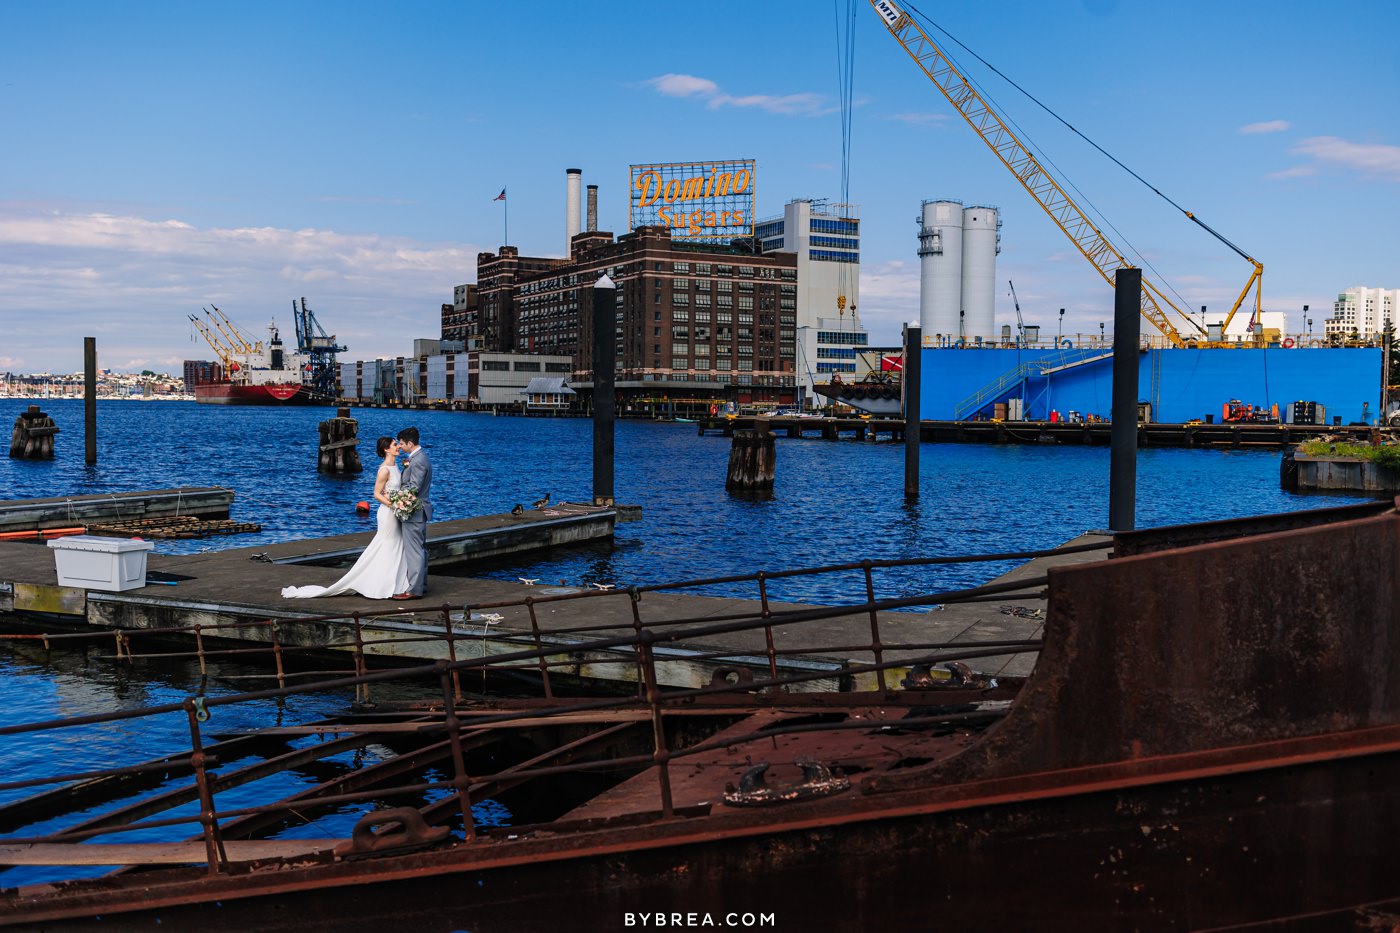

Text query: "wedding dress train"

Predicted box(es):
[281, 465, 411, 600]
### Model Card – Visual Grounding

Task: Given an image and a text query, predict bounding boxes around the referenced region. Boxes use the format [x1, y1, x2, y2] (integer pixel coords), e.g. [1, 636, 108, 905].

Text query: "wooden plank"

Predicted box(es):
[319, 438, 360, 451]
[0, 840, 343, 866]
[13, 582, 85, 616]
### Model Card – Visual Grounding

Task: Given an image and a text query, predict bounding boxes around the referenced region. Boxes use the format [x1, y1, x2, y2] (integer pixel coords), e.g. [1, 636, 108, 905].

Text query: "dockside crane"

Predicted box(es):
[292, 298, 346, 397]
[188, 315, 235, 372]
[206, 305, 260, 354]
[867, 0, 1265, 347]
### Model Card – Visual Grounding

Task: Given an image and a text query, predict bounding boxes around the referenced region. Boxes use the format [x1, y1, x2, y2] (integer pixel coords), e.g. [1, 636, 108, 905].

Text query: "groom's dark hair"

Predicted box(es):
[397, 427, 420, 445]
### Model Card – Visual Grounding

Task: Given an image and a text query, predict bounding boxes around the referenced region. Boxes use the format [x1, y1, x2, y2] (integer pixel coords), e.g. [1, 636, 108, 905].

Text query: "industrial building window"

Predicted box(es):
[696, 279, 710, 291]
[674, 292, 690, 306]
[738, 298, 753, 311]
[738, 266, 754, 277]
[695, 294, 711, 307]
[675, 278, 691, 290]
[738, 282, 754, 293]
[695, 343, 710, 356]
[716, 295, 732, 308]
[672, 326, 690, 340]
[717, 312, 733, 324]
[780, 269, 796, 281]
[716, 356, 732, 369]
[738, 360, 754, 371]
[671, 356, 689, 370]
[716, 280, 731, 292]
[654, 345, 661, 354]
[654, 327, 661, 336]
[695, 310, 711, 322]
[674, 307, 690, 321]
[514, 361, 541, 371]
[738, 313, 754, 324]
[810, 249, 859, 263]
[810, 219, 858, 235]
[546, 362, 570, 372]
[696, 263, 711, 275]
[674, 262, 690, 273]
[482, 361, 509, 371]
[717, 265, 733, 276]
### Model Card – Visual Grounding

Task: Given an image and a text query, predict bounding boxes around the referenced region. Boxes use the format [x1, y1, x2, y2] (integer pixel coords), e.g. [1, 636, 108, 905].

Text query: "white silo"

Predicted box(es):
[961, 204, 1000, 340]
[918, 199, 964, 340]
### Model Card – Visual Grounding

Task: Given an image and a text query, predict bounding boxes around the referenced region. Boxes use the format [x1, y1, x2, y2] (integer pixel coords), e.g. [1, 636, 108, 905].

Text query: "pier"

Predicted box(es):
[695, 416, 1380, 449]
[0, 520, 1111, 689]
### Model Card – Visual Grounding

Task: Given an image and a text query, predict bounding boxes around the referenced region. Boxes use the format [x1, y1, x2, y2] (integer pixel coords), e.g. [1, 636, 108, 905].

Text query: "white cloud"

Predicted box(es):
[1239, 120, 1291, 135]
[643, 73, 836, 116]
[1267, 165, 1318, 180]
[0, 205, 480, 372]
[1291, 136, 1400, 180]
[852, 260, 921, 344]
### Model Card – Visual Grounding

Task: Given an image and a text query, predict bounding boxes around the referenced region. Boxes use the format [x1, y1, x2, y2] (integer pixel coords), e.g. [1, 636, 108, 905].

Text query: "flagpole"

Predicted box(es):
[503, 189, 508, 247]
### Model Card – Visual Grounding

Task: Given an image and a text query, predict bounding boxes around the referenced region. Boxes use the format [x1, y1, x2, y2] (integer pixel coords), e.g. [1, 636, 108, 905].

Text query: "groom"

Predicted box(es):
[393, 426, 432, 600]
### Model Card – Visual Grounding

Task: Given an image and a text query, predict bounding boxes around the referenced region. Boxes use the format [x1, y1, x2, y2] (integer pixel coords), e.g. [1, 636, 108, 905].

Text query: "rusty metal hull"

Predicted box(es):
[18, 736, 1400, 931]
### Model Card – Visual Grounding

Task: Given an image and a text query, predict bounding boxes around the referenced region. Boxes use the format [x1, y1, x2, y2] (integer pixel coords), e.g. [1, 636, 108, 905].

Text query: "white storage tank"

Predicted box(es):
[961, 204, 1000, 341]
[918, 199, 964, 341]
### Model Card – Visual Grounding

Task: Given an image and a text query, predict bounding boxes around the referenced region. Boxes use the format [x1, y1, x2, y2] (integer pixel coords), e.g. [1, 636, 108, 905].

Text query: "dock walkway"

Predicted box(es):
[0, 515, 1111, 688]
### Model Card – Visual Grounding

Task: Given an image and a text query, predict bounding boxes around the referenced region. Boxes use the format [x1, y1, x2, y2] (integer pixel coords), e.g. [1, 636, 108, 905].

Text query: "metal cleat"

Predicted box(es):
[722, 758, 851, 808]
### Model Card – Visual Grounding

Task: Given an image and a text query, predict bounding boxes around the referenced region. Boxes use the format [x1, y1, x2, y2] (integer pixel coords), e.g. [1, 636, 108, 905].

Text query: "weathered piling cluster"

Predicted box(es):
[9, 405, 59, 460]
[726, 429, 776, 491]
[317, 407, 362, 474]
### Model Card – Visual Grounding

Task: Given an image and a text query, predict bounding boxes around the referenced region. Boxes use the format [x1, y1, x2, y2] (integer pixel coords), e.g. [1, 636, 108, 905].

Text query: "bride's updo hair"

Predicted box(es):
[376, 436, 394, 457]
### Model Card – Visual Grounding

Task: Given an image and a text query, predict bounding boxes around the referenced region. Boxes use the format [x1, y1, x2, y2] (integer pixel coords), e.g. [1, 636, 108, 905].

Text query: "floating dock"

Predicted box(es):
[0, 487, 233, 534]
[695, 416, 1379, 449]
[0, 512, 1110, 688]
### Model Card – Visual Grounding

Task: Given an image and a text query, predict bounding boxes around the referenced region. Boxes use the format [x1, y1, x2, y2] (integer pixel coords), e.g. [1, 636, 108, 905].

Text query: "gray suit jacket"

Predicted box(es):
[401, 448, 433, 523]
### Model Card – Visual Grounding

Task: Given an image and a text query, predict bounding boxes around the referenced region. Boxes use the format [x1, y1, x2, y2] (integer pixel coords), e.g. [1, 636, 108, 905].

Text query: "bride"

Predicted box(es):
[281, 436, 410, 600]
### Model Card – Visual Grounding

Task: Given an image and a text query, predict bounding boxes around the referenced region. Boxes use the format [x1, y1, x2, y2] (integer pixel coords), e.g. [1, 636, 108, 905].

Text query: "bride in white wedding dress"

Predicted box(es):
[281, 436, 411, 600]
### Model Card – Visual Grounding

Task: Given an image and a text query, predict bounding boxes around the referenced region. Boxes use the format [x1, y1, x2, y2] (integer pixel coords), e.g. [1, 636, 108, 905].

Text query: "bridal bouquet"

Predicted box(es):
[388, 486, 422, 521]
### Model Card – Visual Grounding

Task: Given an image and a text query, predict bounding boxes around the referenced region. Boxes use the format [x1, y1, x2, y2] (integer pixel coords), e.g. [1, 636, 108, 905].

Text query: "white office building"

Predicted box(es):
[756, 199, 866, 409]
[1326, 286, 1399, 340]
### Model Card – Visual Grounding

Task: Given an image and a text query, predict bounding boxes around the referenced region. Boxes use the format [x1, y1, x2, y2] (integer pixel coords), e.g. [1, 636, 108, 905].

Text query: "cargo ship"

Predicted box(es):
[188, 300, 343, 406]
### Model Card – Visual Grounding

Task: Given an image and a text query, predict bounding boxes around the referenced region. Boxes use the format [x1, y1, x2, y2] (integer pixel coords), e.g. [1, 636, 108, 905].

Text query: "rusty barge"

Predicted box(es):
[3, 499, 1400, 930]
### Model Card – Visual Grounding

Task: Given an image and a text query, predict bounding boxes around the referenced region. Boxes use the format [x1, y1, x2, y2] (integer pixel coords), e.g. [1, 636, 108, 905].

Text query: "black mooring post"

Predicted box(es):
[592, 275, 616, 506]
[1109, 268, 1142, 531]
[84, 337, 97, 465]
[904, 323, 922, 499]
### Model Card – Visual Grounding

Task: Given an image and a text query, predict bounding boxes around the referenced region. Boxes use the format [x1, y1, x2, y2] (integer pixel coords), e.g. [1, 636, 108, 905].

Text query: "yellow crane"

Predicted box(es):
[206, 305, 259, 355]
[867, 0, 1265, 347]
[188, 314, 235, 371]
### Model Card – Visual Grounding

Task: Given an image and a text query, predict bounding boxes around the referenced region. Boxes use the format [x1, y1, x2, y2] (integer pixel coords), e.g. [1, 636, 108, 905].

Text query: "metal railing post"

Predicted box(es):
[863, 561, 888, 690]
[526, 598, 554, 699]
[183, 698, 228, 875]
[438, 664, 476, 840]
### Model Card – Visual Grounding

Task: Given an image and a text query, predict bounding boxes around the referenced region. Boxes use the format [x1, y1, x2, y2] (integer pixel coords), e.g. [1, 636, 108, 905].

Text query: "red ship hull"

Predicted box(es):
[194, 382, 329, 405]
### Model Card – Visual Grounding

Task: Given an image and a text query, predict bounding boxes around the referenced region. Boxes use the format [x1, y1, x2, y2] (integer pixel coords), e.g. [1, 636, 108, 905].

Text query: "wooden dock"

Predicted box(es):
[0, 510, 1111, 689]
[694, 416, 1377, 449]
[0, 487, 234, 533]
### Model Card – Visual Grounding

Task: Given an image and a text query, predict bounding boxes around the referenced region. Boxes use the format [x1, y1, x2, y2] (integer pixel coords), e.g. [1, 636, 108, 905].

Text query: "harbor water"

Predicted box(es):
[0, 399, 1376, 887]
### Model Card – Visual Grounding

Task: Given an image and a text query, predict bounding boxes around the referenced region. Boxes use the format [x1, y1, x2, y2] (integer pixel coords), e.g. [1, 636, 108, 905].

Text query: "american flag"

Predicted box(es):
[493, 188, 506, 201]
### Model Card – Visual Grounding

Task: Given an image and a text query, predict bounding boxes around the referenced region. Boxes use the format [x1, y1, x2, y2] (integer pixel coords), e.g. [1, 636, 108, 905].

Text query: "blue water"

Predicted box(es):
[0, 399, 1374, 889]
[0, 399, 1374, 601]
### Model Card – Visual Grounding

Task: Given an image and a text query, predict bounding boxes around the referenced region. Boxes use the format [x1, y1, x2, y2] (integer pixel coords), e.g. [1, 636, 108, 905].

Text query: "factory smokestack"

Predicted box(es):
[566, 168, 582, 256]
[586, 184, 598, 232]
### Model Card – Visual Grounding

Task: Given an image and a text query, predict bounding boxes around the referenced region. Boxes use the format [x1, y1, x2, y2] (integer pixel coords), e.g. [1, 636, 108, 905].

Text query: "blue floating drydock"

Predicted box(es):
[920, 347, 1383, 424]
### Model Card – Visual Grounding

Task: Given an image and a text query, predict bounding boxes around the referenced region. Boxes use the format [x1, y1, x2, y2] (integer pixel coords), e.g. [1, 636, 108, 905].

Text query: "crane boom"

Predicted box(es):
[868, 0, 1207, 347]
[207, 305, 256, 354]
[188, 315, 234, 370]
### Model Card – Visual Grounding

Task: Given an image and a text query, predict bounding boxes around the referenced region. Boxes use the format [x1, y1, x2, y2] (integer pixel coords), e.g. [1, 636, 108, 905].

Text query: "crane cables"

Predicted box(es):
[901, 1, 1205, 330]
[834, 0, 860, 323]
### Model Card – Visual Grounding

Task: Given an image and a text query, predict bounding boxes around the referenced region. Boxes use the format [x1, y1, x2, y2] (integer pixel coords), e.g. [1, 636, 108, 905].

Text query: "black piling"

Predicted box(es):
[592, 274, 616, 506]
[726, 430, 775, 491]
[904, 323, 922, 499]
[318, 407, 363, 474]
[84, 336, 97, 465]
[9, 405, 59, 460]
[1109, 268, 1142, 532]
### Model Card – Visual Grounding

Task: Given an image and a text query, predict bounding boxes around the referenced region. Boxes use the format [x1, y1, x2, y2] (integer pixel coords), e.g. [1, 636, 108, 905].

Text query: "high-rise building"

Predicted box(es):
[1326, 286, 1399, 340]
[755, 199, 863, 409]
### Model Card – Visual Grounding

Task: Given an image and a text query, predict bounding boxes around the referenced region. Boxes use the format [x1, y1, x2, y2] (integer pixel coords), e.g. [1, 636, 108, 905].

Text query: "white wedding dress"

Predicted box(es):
[281, 464, 411, 600]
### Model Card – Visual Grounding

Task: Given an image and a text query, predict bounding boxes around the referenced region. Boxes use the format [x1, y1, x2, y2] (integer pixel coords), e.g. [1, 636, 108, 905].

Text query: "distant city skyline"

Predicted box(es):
[2, 0, 1398, 372]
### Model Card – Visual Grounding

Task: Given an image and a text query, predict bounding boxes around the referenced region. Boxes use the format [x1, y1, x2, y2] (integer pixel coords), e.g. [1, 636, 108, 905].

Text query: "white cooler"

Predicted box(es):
[48, 535, 155, 592]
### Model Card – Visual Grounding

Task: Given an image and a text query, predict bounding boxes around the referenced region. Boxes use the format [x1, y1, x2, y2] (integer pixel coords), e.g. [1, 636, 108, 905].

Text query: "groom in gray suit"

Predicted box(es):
[393, 426, 432, 599]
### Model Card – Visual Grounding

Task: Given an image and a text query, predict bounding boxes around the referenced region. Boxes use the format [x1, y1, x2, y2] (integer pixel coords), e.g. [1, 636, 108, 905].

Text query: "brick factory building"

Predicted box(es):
[473, 226, 798, 416]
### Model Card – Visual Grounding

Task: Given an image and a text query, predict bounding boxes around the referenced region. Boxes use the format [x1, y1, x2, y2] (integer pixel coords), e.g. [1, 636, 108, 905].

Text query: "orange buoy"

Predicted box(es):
[355, 501, 371, 513]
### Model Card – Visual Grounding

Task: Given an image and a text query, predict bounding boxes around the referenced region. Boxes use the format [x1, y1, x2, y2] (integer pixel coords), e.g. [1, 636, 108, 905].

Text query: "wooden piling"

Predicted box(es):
[84, 337, 97, 465]
[9, 405, 59, 460]
[726, 430, 775, 491]
[317, 408, 363, 474]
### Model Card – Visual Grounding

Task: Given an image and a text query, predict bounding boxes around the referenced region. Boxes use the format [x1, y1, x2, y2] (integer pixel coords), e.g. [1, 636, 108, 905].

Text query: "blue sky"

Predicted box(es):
[2, 0, 1398, 372]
